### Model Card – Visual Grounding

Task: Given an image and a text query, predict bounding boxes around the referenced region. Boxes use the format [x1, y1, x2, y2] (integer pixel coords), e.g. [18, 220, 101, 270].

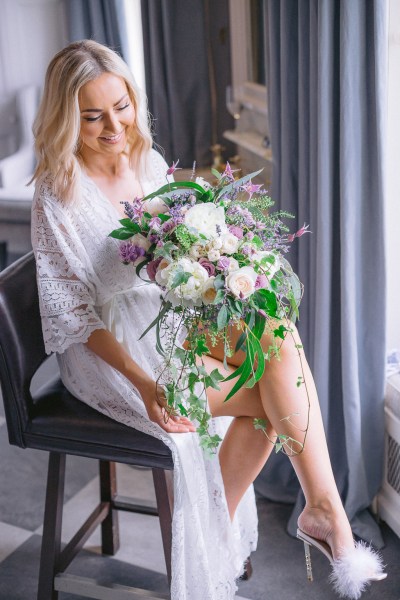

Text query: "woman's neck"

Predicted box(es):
[80, 149, 129, 179]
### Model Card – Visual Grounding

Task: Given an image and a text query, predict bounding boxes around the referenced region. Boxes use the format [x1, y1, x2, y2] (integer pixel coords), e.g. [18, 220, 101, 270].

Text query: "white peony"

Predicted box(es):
[226, 266, 258, 299]
[195, 176, 212, 191]
[220, 232, 239, 255]
[252, 251, 280, 278]
[184, 203, 228, 239]
[142, 196, 168, 216]
[166, 258, 209, 303]
[210, 237, 223, 250]
[201, 277, 217, 305]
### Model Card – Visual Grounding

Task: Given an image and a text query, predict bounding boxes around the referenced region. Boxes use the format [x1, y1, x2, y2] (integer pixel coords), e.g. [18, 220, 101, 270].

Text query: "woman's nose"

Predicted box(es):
[103, 111, 120, 131]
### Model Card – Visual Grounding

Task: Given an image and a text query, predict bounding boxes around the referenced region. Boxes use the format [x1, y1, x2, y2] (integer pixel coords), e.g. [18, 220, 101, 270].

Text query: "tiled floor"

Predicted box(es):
[0, 356, 399, 599]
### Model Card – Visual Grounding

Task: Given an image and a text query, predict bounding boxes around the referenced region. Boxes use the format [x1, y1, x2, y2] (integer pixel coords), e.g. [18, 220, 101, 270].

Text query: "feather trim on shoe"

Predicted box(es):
[329, 541, 386, 600]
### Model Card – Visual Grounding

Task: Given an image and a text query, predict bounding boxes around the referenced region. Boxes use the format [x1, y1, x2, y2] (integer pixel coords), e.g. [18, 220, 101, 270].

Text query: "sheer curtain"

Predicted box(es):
[256, 0, 388, 547]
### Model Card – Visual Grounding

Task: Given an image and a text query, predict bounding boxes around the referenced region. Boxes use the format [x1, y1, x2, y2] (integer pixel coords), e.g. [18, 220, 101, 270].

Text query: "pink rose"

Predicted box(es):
[228, 225, 244, 239]
[255, 274, 269, 289]
[199, 257, 216, 276]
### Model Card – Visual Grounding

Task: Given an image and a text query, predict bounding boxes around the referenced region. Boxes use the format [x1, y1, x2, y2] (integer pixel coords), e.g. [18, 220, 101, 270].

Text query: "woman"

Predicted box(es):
[31, 40, 385, 600]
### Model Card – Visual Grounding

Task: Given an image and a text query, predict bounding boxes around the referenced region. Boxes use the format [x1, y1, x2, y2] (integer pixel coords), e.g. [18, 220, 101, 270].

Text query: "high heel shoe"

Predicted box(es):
[296, 528, 387, 600]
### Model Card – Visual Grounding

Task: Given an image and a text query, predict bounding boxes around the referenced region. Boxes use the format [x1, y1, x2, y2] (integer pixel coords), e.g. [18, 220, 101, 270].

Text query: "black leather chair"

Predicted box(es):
[0, 252, 174, 600]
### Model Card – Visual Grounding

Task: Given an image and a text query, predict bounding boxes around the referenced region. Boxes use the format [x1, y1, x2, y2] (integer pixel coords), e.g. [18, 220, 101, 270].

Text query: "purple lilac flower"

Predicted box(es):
[228, 225, 244, 239]
[198, 258, 216, 276]
[149, 234, 159, 244]
[119, 243, 146, 264]
[246, 231, 255, 240]
[255, 274, 269, 289]
[241, 245, 253, 256]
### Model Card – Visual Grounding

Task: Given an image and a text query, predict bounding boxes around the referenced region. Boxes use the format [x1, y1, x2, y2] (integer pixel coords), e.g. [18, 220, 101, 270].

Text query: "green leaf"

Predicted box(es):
[212, 289, 226, 305]
[273, 324, 287, 340]
[217, 305, 229, 330]
[254, 418, 267, 431]
[234, 331, 247, 353]
[215, 169, 264, 200]
[211, 168, 222, 180]
[178, 403, 188, 417]
[195, 337, 210, 356]
[170, 268, 191, 289]
[138, 300, 172, 340]
[109, 229, 136, 240]
[143, 181, 206, 201]
[118, 218, 141, 233]
[214, 274, 226, 290]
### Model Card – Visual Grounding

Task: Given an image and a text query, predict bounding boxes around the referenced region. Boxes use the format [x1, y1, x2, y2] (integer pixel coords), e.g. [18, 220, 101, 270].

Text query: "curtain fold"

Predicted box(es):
[63, 0, 126, 56]
[141, 0, 233, 167]
[257, 0, 388, 547]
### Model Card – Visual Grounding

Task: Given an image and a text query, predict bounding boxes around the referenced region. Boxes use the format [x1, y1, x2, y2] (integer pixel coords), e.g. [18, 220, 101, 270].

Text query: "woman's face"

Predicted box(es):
[78, 72, 136, 160]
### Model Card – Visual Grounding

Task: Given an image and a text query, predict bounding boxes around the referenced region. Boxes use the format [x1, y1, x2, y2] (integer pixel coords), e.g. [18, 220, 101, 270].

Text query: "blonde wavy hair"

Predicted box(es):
[32, 39, 153, 202]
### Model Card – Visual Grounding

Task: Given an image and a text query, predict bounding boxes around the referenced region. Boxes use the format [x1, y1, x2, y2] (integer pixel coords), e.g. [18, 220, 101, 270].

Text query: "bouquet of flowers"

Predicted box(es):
[110, 162, 308, 453]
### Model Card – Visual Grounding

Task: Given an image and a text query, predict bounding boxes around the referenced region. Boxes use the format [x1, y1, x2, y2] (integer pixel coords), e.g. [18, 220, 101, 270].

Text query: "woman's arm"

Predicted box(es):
[85, 329, 196, 433]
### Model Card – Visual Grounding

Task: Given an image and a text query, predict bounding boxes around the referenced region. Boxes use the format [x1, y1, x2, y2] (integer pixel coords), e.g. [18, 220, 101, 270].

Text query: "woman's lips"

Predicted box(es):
[99, 130, 124, 144]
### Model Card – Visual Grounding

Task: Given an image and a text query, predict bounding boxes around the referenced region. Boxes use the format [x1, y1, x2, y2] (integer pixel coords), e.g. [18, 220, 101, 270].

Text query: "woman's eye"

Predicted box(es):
[84, 115, 102, 122]
[117, 103, 130, 111]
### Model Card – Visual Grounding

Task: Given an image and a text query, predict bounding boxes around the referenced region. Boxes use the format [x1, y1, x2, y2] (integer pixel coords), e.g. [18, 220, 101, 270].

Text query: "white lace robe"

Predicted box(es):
[31, 149, 258, 599]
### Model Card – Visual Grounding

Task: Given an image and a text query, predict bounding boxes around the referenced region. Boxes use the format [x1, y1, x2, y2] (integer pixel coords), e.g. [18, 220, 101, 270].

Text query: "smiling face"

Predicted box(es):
[78, 72, 136, 162]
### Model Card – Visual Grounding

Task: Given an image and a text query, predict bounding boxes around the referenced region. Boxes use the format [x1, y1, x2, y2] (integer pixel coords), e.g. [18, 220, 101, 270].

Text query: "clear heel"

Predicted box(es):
[303, 540, 313, 582]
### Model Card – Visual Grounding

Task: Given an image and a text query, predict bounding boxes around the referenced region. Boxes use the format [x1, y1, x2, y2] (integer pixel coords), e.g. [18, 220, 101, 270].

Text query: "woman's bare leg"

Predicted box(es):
[204, 322, 354, 556]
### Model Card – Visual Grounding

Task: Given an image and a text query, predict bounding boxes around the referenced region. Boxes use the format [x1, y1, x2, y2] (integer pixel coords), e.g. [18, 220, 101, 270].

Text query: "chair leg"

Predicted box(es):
[99, 460, 120, 555]
[37, 452, 66, 600]
[152, 468, 173, 587]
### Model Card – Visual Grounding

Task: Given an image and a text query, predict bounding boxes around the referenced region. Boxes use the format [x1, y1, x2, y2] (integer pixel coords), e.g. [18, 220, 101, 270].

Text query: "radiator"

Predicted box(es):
[377, 373, 400, 538]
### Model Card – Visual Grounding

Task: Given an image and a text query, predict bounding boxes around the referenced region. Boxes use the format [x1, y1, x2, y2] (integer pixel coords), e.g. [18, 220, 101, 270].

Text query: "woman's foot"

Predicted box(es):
[297, 501, 354, 560]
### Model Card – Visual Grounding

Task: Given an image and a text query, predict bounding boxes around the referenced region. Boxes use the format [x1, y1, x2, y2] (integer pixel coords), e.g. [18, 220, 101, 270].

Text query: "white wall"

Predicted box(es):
[0, 0, 68, 158]
[386, 0, 400, 351]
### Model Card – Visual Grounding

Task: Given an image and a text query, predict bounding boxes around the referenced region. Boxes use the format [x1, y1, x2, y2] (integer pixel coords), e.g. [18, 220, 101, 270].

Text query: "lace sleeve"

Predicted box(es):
[31, 177, 106, 355]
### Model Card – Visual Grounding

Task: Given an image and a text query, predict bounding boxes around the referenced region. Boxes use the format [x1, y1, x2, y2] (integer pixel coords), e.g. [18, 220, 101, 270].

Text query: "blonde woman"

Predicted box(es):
[31, 40, 385, 600]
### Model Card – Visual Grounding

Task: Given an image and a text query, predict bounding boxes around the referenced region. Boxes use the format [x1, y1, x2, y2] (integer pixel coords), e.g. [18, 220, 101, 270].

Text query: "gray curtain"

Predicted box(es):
[64, 0, 126, 55]
[141, 0, 232, 167]
[255, 0, 388, 547]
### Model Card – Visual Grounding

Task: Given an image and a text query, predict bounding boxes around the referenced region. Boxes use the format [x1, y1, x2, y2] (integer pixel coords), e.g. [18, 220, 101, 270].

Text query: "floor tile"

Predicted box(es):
[0, 521, 32, 564]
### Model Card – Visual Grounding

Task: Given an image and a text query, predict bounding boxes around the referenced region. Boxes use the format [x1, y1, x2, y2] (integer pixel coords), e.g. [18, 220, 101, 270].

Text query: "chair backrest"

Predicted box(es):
[0, 252, 46, 447]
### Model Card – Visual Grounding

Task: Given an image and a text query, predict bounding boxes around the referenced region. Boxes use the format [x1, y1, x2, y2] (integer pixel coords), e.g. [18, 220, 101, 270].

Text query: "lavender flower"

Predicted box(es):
[255, 274, 269, 289]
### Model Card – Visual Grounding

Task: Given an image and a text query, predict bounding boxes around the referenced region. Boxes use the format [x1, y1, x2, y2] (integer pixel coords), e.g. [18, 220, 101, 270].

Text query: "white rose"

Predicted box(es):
[207, 249, 221, 262]
[142, 196, 168, 216]
[210, 237, 223, 250]
[130, 233, 151, 252]
[220, 232, 239, 255]
[195, 176, 212, 191]
[201, 277, 217, 305]
[226, 266, 258, 299]
[252, 251, 280, 278]
[184, 203, 228, 238]
[227, 257, 239, 271]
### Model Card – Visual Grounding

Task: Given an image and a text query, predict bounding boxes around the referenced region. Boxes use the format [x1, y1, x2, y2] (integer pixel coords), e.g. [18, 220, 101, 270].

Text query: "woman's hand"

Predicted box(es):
[138, 381, 196, 434]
